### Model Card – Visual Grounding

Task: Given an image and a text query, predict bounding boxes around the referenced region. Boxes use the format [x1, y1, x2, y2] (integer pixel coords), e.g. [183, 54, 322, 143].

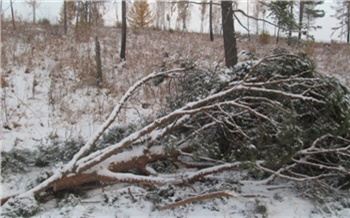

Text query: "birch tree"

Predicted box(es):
[201, 0, 207, 33]
[176, 0, 191, 31]
[155, 1, 166, 30]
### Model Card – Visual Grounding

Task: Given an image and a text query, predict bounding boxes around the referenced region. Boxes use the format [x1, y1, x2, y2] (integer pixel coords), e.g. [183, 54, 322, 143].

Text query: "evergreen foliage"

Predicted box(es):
[2, 196, 39, 218]
[165, 51, 350, 170]
[1, 125, 137, 175]
[128, 0, 154, 28]
[299, 0, 325, 40]
[1, 148, 34, 173]
[266, 1, 297, 41]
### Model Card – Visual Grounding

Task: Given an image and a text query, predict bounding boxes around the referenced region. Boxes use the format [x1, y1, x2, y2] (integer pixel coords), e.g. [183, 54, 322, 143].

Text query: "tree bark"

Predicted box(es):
[88, 0, 92, 28]
[63, 0, 67, 34]
[347, 1, 350, 44]
[298, 1, 304, 40]
[75, 1, 80, 37]
[95, 36, 102, 88]
[288, 0, 293, 38]
[29, 0, 38, 24]
[10, 0, 15, 30]
[209, 0, 214, 41]
[33, 4, 35, 24]
[247, 1, 250, 41]
[120, 0, 127, 60]
[221, 1, 237, 68]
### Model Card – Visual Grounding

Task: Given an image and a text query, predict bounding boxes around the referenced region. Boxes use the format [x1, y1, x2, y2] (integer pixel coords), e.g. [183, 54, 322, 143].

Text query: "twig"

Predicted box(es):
[157, 191, 237, 210]
[128, 187, 137, 203]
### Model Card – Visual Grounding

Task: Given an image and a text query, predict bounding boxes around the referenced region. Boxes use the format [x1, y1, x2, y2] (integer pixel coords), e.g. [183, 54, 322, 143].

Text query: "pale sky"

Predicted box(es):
[0, 0, 344, 43]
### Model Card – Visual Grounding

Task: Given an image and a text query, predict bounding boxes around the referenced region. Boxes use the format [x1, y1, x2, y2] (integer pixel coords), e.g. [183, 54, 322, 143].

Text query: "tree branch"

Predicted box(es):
[157, 191, 238, 210]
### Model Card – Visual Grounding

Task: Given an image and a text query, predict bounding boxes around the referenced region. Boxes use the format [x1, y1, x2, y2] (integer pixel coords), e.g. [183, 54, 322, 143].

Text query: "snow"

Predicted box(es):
[25, 180, 318, 218]
[1, 27, 350, 218]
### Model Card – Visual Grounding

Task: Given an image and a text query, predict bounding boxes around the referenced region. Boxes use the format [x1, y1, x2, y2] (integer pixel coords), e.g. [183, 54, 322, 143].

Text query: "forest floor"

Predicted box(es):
[1, 23, 350, 217]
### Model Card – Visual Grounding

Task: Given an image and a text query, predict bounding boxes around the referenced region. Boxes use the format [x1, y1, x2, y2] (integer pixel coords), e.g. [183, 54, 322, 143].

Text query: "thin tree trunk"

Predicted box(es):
[88, 0, 92, 28]
[247, 1, 250, 41]
[95, 36, 102, 88]
[115, 2, 119, 24]
[289, 1, 293, 38]
[64, 0, 67, 34]
[120, 0, 127, 60]
[10, 0, 15, 30]
[347, 1, 350, 44]
[209, 0, 213, 41]
[298, 1, 304, 40]
[221, 1, 237, 68]
[75, 2, 79, 38]
[33, 4, 35, 24]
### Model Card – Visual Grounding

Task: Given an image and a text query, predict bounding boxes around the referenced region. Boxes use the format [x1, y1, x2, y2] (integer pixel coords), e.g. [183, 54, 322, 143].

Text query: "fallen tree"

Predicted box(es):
[2, 50, 350, 214]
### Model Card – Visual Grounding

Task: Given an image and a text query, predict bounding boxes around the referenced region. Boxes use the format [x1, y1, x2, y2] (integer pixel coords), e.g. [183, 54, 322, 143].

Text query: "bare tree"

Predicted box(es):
[10, 0, 15, 30]
[176, 0, 191, 31]
[252, 0, 260, 35]
[63, 0, 67, 34]
[156, 1, 166, 30]
[332, 0, 350, 43]
[26, 0, 40, 24]
[200, 0, 207, 33]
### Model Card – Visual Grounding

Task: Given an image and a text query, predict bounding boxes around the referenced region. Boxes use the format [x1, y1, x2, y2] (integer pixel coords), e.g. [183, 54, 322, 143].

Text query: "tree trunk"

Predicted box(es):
[209, 0, 214, 41]
[120, 0, 127, 60]
[75, 2, 80, 37]
[32, 4, 36, 24]
[276, 26, 280, 44]
[298, 1, 304, 40]
[221, 1, 237, 68]
[247, 1, 250, 41]
[64, 0, 67, 34]
[88, 0, 92, 28]
[289, 1, 293, 38]
[10, 0, 15, 30]
[347, 1, 350, 44]
[95, 36, 102, 88]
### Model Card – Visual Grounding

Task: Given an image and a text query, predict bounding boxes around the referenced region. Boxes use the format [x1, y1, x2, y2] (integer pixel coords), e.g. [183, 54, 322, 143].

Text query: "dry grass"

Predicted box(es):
[259, 31, 271, 45]
[1, 21, 349, 126]
[1, 74, 8, 88]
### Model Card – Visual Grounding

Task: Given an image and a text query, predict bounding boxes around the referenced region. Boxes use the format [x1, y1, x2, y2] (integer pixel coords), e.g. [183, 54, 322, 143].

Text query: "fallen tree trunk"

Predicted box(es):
[3, 53, 348, 208]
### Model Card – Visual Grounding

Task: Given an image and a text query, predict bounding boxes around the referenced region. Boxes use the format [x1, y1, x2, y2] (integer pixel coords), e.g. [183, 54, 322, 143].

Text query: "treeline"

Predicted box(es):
[3, 1, 350, 43]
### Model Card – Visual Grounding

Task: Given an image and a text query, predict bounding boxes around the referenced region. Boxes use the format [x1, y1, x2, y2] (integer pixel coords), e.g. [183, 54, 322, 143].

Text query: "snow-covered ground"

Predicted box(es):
[1, 25, 350, 217]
